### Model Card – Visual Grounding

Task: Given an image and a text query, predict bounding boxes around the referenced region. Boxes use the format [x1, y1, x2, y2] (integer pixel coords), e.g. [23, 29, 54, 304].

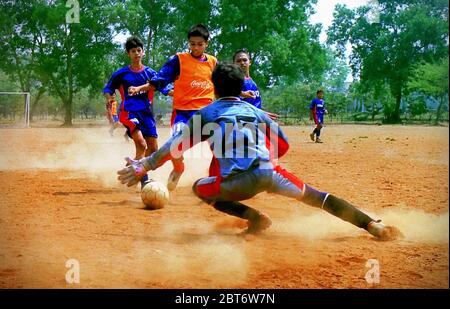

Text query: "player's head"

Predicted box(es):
[233, 49, 251, 76]
[317, 89, 324, 99]
[212, 62, 244, 98]
[188, 24, 210, 58]
[125, 36, 145, 63]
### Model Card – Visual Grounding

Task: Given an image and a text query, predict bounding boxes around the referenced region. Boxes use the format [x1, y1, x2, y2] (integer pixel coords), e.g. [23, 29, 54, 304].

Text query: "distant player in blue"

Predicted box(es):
[233, 49, 278, 120]
[233, 49, 262, 108]
[118, 63, 402, 240]
[103, 36, 158, 188]
[309, 90, 327, 143]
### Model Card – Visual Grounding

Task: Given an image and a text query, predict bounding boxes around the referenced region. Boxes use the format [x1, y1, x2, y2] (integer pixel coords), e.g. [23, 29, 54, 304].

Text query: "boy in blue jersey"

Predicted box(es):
[309, 90, 327, 143]
[233, 49, 278, 120]
[103, 36, 158, 188]
[233, 49, 262, 108]
[118, 63, 402, 240]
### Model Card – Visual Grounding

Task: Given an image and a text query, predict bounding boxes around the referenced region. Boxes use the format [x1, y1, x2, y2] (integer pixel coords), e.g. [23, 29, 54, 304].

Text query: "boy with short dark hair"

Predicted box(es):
[103, 36, 158, 188]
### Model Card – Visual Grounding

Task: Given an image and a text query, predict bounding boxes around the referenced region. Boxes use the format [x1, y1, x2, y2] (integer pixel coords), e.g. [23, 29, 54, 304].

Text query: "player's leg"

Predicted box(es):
[269, 165, 402, 240]
[192, 171, 272, 234]
[310, 112, 319, 141]
[144, 137, 158, 156]
[315, 119, 323, 143]
[120, 110, 149, 188]
[167, 110, 191, 191]
[140, 110, 160, 187]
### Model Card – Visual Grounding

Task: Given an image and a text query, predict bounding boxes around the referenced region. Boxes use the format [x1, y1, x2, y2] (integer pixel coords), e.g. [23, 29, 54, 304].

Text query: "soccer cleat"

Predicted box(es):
[309, 132, 315, 141]
[367, 220, 403, 241]
[167, 169, 183, 191]
[245, 212, 272, 234]
[315, 137, 323, 143]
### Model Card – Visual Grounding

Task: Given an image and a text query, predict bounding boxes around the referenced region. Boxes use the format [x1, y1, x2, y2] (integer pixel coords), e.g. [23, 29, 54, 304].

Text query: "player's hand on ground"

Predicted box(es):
[117, 157, 147, 187]
[241, 90, 256, 99]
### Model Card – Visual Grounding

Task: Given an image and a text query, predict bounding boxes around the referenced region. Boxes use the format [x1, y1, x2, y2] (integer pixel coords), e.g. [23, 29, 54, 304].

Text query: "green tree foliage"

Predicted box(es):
[327, 0, 449, 123]
[408, 57, 449, 124]
[0, 0, 116, 126]
[0, 1, 47, 121]
[212, 0, 326, 88]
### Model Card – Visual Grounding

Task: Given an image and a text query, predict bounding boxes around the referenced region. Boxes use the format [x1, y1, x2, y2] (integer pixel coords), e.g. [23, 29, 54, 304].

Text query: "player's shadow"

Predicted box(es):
[53, 189, 125, 196]
[98, 200, 143, 207]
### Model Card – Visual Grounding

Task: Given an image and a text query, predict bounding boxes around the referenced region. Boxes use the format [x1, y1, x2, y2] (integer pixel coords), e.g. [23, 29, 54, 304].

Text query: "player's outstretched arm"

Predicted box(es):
[117, 157, 149, 187]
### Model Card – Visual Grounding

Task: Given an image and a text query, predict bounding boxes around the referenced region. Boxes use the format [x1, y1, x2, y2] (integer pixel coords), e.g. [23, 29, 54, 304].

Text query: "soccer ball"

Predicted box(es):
[141, 181, 169, 209]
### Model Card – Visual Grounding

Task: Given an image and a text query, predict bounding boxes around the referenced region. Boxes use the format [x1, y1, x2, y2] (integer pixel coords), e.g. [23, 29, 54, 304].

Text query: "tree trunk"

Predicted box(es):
[30, 87, 45, 122]
[392, 92, 402, 123]
[63, 25, 74, 127]
[434, 95, 445, 125]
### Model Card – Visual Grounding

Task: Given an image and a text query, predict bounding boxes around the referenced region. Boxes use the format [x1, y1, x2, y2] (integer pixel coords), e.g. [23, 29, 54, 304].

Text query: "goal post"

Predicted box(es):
[0, 91, 30, 127]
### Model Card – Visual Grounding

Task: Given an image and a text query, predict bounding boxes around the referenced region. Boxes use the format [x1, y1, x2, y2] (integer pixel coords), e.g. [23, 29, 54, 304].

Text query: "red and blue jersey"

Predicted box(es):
[103, 65, 157, 112]
[309, 98, 325, 116]
[241, 77, 262, 109]
[143, 98, 289, 179]
[309, 97, 325, 124]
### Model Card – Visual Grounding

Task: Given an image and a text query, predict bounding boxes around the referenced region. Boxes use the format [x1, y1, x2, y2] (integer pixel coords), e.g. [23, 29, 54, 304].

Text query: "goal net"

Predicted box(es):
[0, 92, 30, 127]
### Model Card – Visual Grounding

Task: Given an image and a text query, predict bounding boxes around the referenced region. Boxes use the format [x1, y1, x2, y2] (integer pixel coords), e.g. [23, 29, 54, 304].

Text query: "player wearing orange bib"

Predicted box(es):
[129, 24, 217, 191]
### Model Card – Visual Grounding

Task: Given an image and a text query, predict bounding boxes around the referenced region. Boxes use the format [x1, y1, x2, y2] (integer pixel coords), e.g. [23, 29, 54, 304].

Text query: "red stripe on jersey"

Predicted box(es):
[119, 85, 125, 105]
[274, 165, 305, 191]
[265, 125, 289, 160]
[148, 88, 154, 104]
[170, 110, 177, 127]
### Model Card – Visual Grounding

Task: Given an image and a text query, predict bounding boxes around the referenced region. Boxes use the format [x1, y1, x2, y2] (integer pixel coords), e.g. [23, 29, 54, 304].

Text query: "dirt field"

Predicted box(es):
[0, 124, 448, 288]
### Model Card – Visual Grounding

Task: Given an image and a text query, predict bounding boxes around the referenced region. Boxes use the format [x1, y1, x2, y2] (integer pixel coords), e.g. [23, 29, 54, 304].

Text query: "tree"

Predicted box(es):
[0, 1, 46, 121]
[212, 0, 326, 88]
[327, 0, 449, 123]
[322, 48, 351, 93]
[0, 0, 117, 126]
[115, 0, 213, 69]
[408, 57, 449, 124]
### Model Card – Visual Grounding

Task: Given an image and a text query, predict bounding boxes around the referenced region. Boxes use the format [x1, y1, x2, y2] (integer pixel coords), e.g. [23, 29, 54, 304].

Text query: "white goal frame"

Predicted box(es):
[0, 91, 30, 127]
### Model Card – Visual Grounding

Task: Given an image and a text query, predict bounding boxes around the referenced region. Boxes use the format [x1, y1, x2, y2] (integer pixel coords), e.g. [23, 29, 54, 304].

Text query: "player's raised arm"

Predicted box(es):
[117, 113, 203, 186]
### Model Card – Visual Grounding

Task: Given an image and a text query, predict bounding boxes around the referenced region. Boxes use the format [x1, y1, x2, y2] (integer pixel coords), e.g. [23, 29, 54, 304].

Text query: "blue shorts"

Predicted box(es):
[119, 109, 158, 138]
[313, 113, 324, 125]
[170, 109, 198, 136]
[112, 115, 119, 123]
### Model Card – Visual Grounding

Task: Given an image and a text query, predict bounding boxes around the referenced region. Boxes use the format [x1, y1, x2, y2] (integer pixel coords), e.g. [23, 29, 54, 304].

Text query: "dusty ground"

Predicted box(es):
[0, 124, 448, 288]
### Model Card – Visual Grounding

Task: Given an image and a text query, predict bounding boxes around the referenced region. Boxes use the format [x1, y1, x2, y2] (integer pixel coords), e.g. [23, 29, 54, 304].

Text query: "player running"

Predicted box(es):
[103, 36, 158, 188]
[309, 90, 327, 143]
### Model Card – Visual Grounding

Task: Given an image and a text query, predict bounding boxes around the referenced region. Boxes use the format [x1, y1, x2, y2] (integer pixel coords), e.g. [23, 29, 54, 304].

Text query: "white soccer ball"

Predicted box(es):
[141, 181, 169, 209]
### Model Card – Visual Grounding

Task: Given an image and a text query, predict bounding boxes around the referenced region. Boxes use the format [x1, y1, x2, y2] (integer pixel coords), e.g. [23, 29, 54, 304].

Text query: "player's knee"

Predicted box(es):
[137, 139, 147, 151]
[301, 184, 328, 208]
